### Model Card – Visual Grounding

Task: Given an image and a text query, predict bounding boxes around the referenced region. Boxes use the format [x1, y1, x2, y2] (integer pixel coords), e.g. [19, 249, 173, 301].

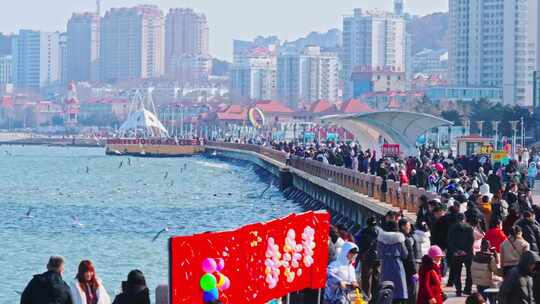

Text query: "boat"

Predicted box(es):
[105, 89, 204, 157]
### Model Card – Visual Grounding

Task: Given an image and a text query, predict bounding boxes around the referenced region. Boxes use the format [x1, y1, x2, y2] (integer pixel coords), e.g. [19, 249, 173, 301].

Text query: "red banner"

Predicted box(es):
[169, 211, 330, 304]
[382, 143, 400, 157]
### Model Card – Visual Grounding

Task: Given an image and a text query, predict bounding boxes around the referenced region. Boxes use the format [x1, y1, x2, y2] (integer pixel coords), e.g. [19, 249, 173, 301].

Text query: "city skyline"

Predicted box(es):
[0, 0, 448, 60]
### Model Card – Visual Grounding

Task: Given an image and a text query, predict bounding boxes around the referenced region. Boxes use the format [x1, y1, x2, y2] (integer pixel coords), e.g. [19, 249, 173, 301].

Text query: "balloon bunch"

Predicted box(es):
[301, 226, 316, 267]
[264, 237, 281, 289]
[282, 229, 303, 283]
[199, 258, 230, 303]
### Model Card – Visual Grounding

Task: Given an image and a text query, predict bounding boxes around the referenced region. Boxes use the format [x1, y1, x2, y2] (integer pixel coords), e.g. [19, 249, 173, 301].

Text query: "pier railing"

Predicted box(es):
[206, 141, 439, 214]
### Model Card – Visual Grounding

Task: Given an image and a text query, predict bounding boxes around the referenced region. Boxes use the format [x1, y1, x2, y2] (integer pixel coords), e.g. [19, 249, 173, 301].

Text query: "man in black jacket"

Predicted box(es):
[515, 210, 540, 253]
[355, 217, 380, 301]
[399, 219, 418, 304]
[447, 213, 475, 296]
[21, 256, 72, 304]
[499, 251, 540, 304]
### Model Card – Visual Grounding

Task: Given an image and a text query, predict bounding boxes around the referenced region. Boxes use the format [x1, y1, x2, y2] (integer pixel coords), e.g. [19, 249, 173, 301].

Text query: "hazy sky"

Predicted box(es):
[0, 0, 448, 60]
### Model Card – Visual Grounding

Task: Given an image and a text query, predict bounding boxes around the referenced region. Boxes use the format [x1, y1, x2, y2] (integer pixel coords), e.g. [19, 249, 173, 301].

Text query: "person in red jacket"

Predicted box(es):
[484, 218, 507, 253]
[417, 245, 445, 304]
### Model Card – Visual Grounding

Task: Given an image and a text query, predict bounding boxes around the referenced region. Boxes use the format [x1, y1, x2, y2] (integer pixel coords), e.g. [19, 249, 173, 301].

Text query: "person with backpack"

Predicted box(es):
[471, 239, 501, 299]
[500, 226, 530, 276]
[416, 246, 445, 304]
[356, 217, 380, 301]
[21, 256, 73, 304]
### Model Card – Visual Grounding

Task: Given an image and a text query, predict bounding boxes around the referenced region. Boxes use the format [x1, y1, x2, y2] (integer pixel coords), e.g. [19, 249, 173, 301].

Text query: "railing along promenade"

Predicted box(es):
[206, 141, 440, 215]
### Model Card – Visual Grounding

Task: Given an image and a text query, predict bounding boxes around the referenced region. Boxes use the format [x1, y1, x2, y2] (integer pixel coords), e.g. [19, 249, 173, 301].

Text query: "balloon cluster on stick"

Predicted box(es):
[199, 258, 230, 303]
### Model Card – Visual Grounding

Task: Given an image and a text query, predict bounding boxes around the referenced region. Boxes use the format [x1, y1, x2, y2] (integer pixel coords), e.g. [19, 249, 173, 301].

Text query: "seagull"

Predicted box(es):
[163, 171, 169, 180]
[170, 180, 174, 187]
[128, 158, 132, 166]
[23, 207, 34, 219]
[71, 215, 84, 228]
[86, 166, 90, 174]
[118, 161, 123, 169]
[152, 226, 185, 242]
[14, 290, 22, 295]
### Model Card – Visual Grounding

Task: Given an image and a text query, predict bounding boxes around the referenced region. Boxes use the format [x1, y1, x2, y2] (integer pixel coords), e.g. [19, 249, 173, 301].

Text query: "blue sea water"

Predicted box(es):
[0, 145, 302, 303]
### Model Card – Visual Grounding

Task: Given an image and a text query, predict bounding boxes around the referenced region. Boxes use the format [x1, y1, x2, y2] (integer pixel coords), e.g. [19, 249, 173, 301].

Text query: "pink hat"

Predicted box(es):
[428, 245, 444, 258]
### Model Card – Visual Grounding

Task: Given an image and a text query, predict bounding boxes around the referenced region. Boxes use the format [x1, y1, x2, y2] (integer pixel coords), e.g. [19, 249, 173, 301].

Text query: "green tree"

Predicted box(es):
[441, 110, 462, 125]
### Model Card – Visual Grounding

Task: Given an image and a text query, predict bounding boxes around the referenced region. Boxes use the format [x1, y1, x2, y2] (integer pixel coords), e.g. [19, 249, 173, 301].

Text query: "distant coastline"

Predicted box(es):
[0, 132, 104, 148]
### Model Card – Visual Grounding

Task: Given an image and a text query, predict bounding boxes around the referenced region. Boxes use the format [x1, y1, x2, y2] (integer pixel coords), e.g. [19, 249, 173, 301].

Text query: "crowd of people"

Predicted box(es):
[309, 141, 540, 304]
[20, 256, 151, 304]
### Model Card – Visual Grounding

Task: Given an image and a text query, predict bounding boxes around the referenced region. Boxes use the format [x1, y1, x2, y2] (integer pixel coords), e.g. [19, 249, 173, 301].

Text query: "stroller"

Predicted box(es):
[372, 281, 394, 304]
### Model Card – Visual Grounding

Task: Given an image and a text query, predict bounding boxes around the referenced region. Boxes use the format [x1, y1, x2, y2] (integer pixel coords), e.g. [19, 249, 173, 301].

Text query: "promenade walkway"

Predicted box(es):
[207, 142, 469, 303]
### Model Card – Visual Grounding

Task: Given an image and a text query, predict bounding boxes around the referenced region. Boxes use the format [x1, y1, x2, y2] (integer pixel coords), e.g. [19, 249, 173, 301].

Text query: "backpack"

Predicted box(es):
[374, 281, 394, 304]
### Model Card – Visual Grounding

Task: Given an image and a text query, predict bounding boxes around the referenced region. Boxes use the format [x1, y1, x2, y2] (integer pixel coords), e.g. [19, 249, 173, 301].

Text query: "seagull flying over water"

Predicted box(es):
[163, 171, 169, 180]
[24, 207, 34, 218]
[152, 226, 185, 242]
[71, 215, 84, 228]
[118, 161, 123, 169]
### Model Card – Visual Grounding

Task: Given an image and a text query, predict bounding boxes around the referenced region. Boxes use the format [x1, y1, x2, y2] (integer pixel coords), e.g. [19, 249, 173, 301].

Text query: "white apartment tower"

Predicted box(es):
[12, 30, 60, 89]
[0, 55, 12, 84]
[277, 46, 339, 108]
[230, 47, 277, 102]
[449, 0, 538, 105]
[342, 9, 406, 99]
[165, 8, 209, 77]
[67, 12, 100, 82]
[100, 5, 164, 82]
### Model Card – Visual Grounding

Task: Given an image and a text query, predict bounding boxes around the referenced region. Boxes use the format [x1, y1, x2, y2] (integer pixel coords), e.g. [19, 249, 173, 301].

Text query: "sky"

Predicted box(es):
[0, 0, 448, 60]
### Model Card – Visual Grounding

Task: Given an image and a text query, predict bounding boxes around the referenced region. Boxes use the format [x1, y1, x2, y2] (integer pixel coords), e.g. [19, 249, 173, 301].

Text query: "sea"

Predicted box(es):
[0, 145, 302, 303]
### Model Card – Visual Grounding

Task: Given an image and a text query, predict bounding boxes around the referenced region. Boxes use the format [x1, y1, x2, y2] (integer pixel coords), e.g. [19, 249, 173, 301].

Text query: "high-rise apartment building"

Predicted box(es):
[449, 0, 538, 105]
[342, 9, 406, 99]
[100, 5, 164, 82]
[59, 33, 68, 85]
[0, 33, 13, 56]
[12, 30, 60, 89]
[0, 55, 12, 84]
[230, 47, 277, 102]
[277, 46, 339, 108]
[165, 8, 209, 78]
[394, 0, 404, 16]
[67, 12, 100, 82]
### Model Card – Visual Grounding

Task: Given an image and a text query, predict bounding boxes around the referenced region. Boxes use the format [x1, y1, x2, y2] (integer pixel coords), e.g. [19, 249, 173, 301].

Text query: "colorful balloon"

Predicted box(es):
[220, 276, 231, 290]
[216, 258, 225, 271]
[216, 272, 225, 288]
[203, 288, 218, 302]
[202, 258, 217, 273]
[200, 273, 217, 291]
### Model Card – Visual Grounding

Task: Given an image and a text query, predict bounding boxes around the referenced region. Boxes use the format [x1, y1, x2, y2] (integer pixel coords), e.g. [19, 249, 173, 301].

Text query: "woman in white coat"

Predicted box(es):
[70, 260, 111, 304]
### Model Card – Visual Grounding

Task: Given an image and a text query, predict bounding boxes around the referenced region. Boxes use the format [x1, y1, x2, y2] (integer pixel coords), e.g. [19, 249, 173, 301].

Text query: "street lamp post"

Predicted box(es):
[510, 120, 519, 159]
[521, 116, 525, 148]
[491, 121, 500, 150]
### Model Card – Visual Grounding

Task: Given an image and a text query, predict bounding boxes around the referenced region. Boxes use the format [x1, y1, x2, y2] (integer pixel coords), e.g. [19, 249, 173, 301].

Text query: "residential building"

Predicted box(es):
[342, 9, 406, 99]
[277, 46, 339, 108]
[534, 71, 540, 109]
[233, 36, 280, 62]
[394, 0, 404, 16]
[0, 55, 12, 84]
[230, 47, 277, 102]
[449, 0, 538, 105]
[426, 86, 503, 103]
[66, 12, 100, 82]
[0, 33, 13, 56]
[169, 54, 212, 84]
[59, 33, 68, 85]
[351, 66, 406, 97]
[412, 49, 448, 75]
[100, 5, 164, 82]
[12, 30, 61, 90]
[165, 8, 209, 78]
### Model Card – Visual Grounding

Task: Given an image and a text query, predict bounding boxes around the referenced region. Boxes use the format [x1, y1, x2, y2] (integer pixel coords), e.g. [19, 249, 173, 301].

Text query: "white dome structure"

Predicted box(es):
[118, 89, 169, 138]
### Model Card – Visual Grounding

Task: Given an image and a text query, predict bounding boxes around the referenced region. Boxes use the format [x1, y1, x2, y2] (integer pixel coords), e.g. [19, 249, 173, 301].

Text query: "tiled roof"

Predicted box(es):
[340, 99, 373, 113]
[309, 100, 338, 114]
[254, 100, 294, 114]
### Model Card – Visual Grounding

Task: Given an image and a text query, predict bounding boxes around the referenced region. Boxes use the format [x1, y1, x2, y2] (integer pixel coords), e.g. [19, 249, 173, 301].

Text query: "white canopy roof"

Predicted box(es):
[119, 108, 169, 137]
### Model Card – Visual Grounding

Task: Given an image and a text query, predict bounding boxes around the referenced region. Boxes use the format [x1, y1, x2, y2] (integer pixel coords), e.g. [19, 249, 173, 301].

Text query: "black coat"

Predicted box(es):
[515, 218, 540, 253]
[431, 213, 460, 251]
[112, 287, 150, 304]
[356, 226, 380, 265]
[20, 271, 73, 304]
[499, 251, 540, 304]
[446, 222, 475, 258]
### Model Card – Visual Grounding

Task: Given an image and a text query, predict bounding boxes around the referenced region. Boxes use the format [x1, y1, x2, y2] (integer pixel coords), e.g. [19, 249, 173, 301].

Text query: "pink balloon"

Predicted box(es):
[202, 258, 217, 273]
[216, 258, 225, 271]
[220, 276, 231, 290]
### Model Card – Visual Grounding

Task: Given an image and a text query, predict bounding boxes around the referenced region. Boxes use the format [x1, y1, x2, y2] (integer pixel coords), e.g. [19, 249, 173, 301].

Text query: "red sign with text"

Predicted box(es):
[169, 211, 330, 304]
